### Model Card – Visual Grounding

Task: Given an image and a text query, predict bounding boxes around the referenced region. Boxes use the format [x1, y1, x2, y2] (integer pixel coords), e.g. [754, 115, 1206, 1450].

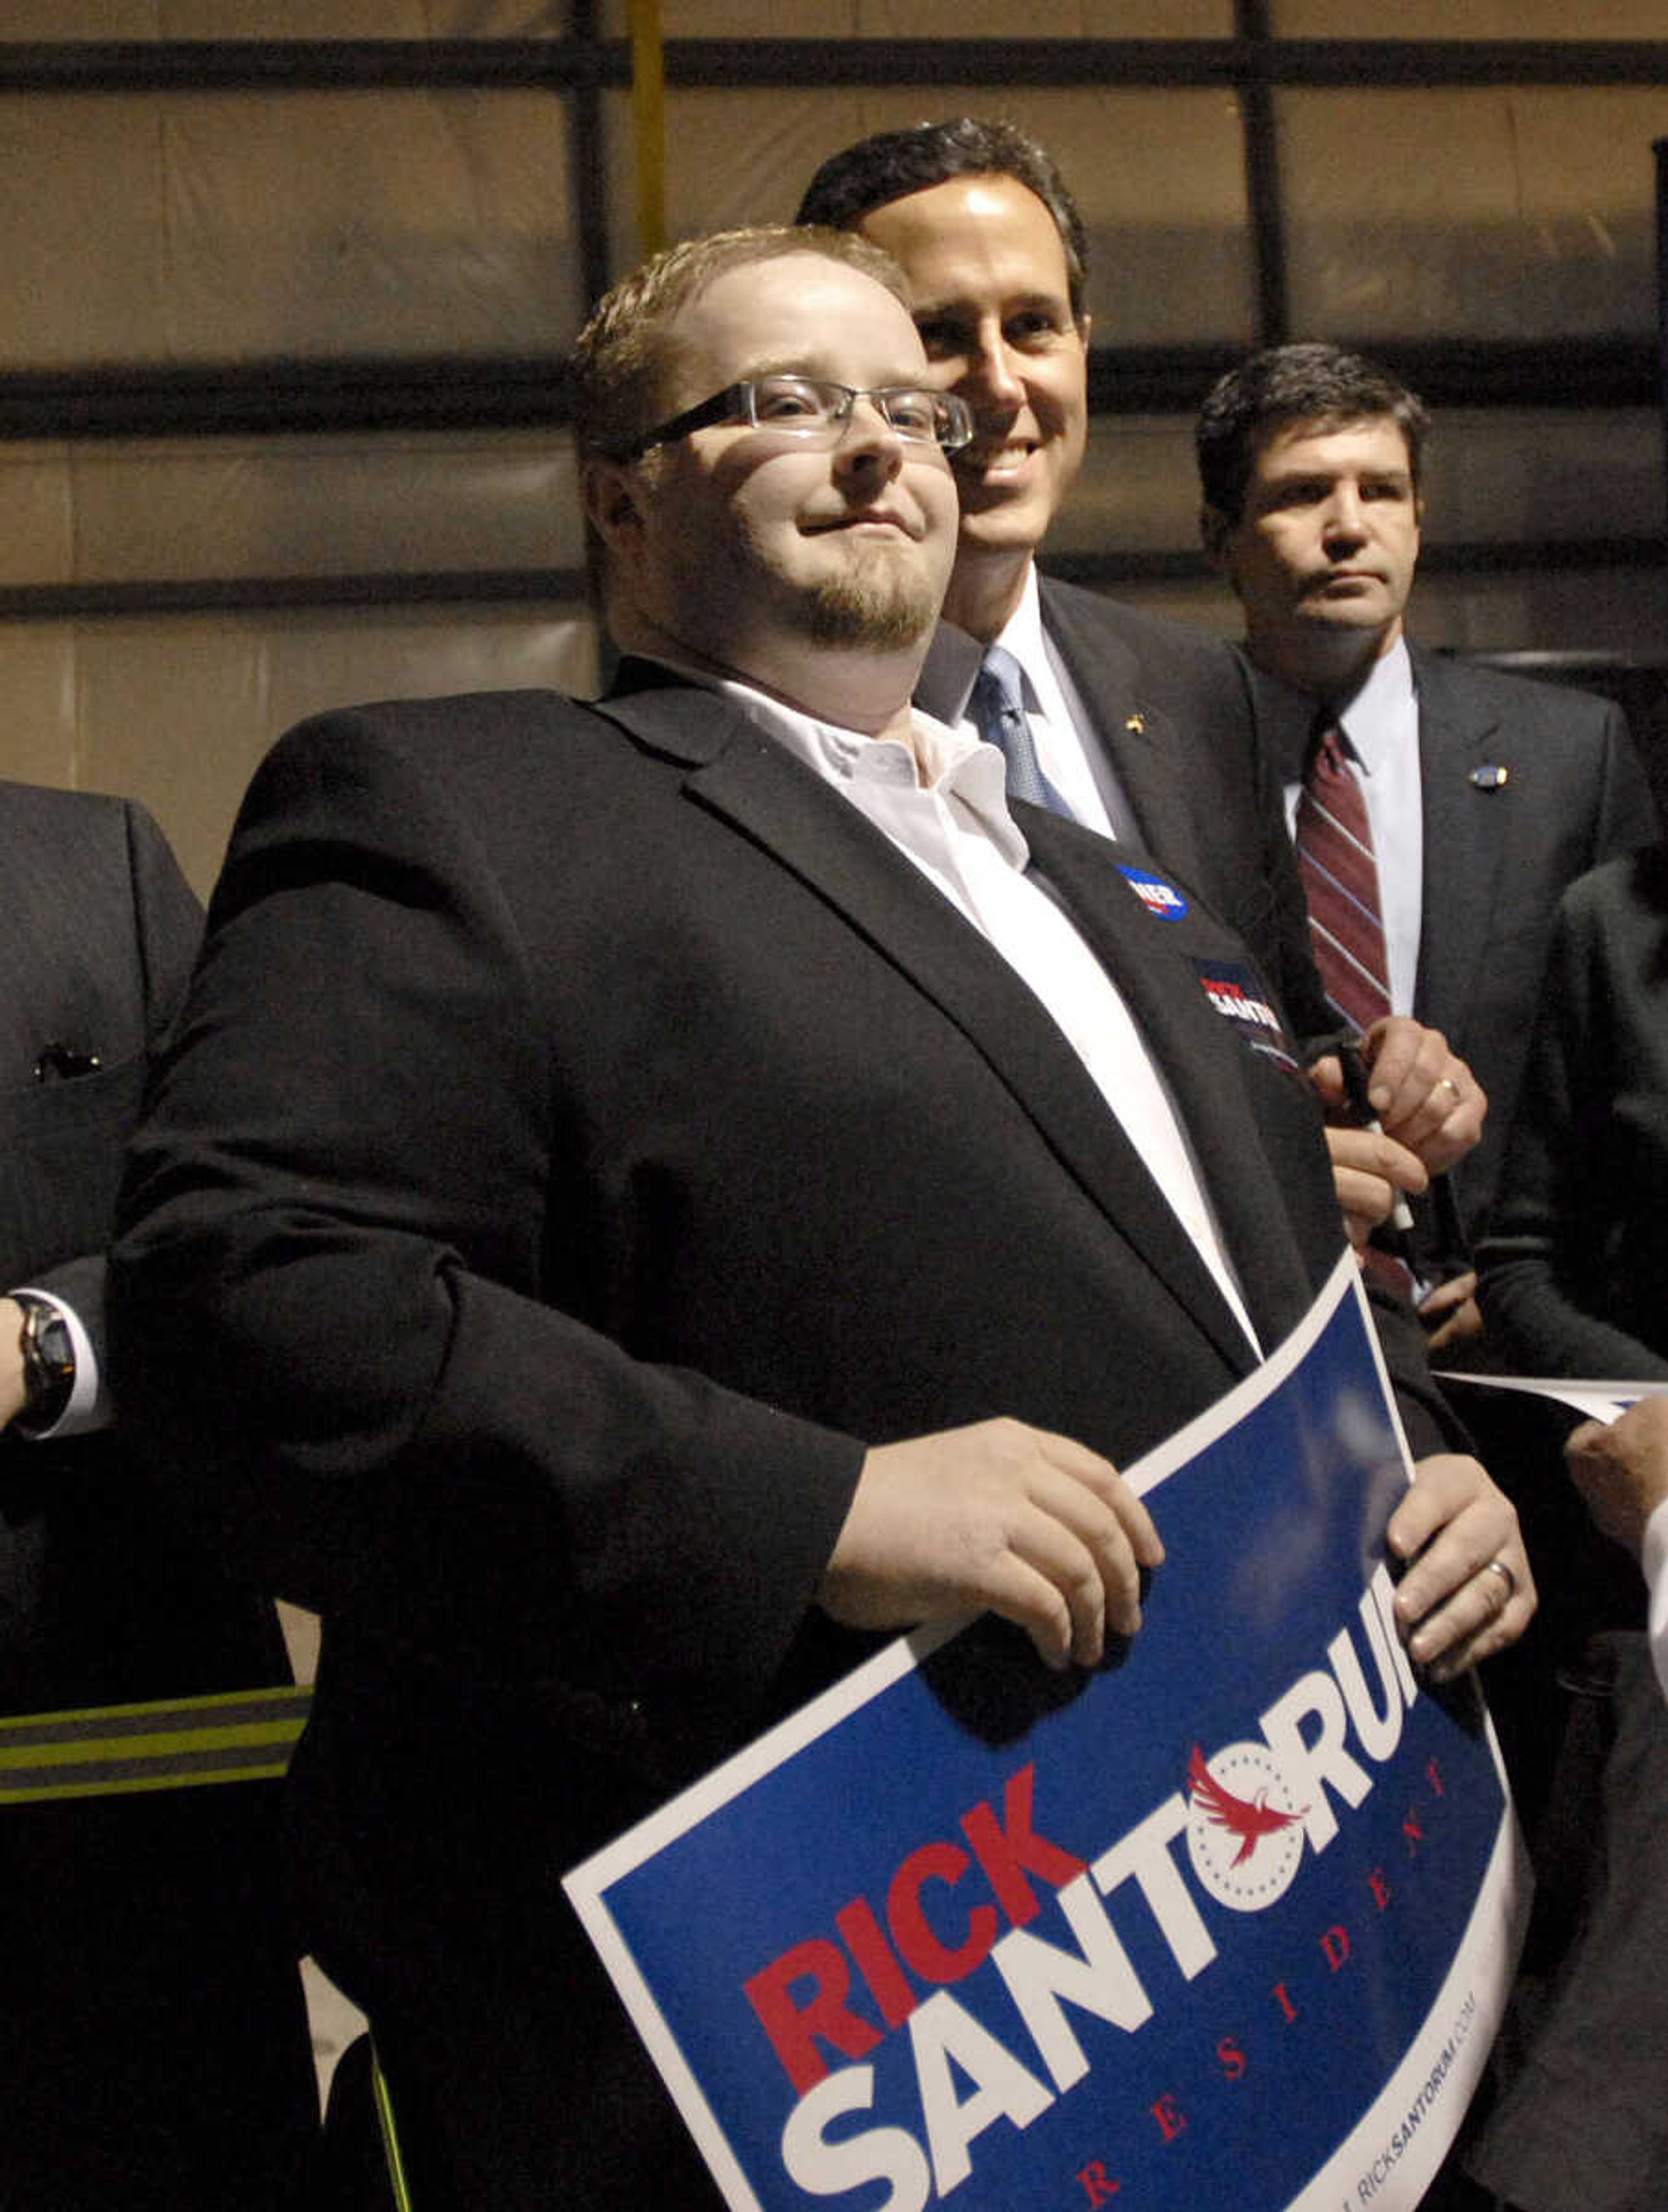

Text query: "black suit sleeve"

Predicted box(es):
[112, 717, 865, 1713]
[1366, 1283, 1476, 1459]
[25, 801, 202, 1368]
[123, 797, 204, 1048]
[1480, 855, 1668, 1381]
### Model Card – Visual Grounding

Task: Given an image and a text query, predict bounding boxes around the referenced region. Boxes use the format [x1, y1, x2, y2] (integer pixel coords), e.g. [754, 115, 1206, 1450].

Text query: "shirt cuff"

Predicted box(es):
[11, 1286, 104, 1440]
[1642, 1497, 1668, 1710]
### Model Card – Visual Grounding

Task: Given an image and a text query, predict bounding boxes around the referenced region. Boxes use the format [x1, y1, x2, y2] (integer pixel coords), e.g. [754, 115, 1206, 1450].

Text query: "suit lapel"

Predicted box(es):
[913, 619, 983, 726]
[1037, 579, 1200, 873]
[1024, 813, 1320, 1355]
[594, 674, 1263, 1372]
[1409, 646, 1508, 1041]
[1241, 652, 1314, 793]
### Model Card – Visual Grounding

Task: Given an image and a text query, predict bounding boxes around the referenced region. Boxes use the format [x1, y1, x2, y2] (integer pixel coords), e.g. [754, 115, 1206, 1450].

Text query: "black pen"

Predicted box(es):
[1336, 1038, 1416, 1235]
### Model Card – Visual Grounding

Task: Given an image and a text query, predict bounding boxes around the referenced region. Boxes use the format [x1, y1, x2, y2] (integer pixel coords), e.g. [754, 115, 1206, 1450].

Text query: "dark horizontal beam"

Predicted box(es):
[2, 537, 1655, 623]
[1089, 338, 1660, 415]
[4, 37, 1668, 96]
[1369, 338, 1659, 412]
[0, 335, 1652, 443]
[0, 569, 589, 623]
[0, 40, 622, 92]
[1420, 535, 1667, 576]
[0, 359, 567, 440]
[1253, 39, 1668, 89]
[1042, 535, 1666, 589]
[665, 37, 1668, 89]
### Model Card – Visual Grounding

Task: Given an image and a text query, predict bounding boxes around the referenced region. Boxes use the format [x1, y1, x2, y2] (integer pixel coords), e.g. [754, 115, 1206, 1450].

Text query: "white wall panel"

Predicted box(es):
[8, 3, 573, 33]
[46, 604, 598, 894]
[60, 431, 584, 581]
[0, 434, 585, 585]
[1280, 88, 1668, 342]
[0, 628, 81, 791]
[1423, 408, 1665, 546]
[4, 3, 162, 32]
[0, 103, 169, 366]
[161, 93, 577, 359]
[628, 87, 1255, 344]
[1274, 0, 1668, 33]
[863, 0, 1229, 28]
[1403, 566, 1668, 656]
[162, 0, 431, 30]
[643, 0, 1229, 28]
[0, 447, 76, 589]
[1054, 415, 1205, 556]
[0, 93, 578, 368]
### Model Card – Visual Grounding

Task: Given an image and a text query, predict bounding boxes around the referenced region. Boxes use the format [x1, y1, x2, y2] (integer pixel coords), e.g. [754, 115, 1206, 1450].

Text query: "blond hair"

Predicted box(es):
[568, 225, 909, 462]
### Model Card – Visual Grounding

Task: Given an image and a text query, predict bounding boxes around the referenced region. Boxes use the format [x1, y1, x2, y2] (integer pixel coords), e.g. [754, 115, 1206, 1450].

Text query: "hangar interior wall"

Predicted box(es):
[4, 3, 1667, 891]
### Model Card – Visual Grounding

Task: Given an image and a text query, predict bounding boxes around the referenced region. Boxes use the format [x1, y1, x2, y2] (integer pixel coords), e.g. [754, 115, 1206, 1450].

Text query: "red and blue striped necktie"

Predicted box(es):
[1294, 722, 1392, 1034]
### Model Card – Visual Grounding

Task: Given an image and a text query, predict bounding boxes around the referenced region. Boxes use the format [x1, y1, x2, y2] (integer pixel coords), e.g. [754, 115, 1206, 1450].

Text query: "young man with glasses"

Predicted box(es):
[113, 226, 1529, 2211]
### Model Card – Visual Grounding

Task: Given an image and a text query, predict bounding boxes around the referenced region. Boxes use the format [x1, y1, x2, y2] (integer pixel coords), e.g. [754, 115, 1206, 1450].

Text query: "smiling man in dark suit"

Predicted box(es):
[111, 226, 1530, 2212]
[1197, 342, 1658, 1328]
[795, 118, 1487, 1266]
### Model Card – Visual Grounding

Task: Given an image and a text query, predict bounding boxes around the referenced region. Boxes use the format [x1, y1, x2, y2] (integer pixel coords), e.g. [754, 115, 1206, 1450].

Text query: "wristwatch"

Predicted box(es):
[14, 1293, 75, 1434]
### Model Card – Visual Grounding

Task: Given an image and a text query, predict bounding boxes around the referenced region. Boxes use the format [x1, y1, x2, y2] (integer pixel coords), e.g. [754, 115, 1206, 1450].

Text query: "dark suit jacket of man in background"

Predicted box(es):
[1247, 642, 1657, 1248]
[917, 574, 1336, 1043]
[109, 670, 1474, 2211]
[0, 781, 317, 2210]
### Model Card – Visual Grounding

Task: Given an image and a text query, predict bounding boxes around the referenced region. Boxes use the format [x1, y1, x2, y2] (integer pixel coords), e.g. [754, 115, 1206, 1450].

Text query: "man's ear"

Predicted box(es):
[582, 455, 649, 552]
[1199, 502, 1235, 576]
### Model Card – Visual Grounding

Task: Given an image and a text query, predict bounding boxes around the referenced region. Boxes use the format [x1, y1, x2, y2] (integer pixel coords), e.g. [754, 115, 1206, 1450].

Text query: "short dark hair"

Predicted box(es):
[569, 225, 908, 464]
[795, 118, 1088, 322]
[1196, 343, 1430, 522]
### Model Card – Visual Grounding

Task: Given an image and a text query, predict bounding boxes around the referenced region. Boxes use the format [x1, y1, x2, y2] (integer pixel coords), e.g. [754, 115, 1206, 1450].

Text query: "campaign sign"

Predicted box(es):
[565, 1253, 1528, 2212]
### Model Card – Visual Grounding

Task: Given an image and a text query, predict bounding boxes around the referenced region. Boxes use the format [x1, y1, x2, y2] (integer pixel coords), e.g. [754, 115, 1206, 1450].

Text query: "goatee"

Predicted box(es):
[797, 570, 939, 652]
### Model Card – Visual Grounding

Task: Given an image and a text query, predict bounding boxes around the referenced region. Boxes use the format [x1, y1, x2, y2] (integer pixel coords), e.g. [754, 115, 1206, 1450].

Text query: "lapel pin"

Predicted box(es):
[1469, 763, 1509, 790]
[1124, 713, 1146, 735]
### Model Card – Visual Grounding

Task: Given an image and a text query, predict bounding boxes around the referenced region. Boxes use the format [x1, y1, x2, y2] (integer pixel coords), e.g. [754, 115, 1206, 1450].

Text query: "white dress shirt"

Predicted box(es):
[1282, 637, 1424, 1015]
[709, 670, 1261, 1355]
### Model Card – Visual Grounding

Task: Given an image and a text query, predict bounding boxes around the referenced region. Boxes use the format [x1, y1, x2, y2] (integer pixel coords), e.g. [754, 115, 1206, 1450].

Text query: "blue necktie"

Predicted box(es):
[970, 646, 1075, 819]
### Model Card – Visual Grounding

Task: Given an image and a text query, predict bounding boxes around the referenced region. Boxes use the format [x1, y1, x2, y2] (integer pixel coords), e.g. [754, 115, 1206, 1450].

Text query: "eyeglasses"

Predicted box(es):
[608, 375, 974, 464]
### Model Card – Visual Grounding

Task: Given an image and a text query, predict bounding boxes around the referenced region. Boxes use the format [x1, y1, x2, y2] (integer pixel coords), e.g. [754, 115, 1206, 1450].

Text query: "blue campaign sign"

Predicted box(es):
[565, 1256, 1528, 2212]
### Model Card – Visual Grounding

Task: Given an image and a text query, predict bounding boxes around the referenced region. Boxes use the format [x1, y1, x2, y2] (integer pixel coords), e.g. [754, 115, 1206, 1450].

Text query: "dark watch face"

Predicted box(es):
[17, 1299, 76, 1427]
[34, 1317, 72, 1367]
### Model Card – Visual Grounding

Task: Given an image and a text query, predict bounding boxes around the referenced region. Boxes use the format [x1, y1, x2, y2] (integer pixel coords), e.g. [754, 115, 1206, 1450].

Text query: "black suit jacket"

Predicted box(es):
[1251, 645, 1658, 1241]
[111, 671, 1456, 2205]
[0, 782, 314, 2209]
[916, 577, 1334, 1043]
[1480, 846, 1668, 1380]
[0, 780, 218, 1700]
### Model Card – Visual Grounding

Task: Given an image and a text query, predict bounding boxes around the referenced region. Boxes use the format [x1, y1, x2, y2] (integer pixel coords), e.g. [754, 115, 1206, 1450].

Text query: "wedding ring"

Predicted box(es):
[1436, 1077, 1462, 1102]
[1482, 1557, 1516, 1603]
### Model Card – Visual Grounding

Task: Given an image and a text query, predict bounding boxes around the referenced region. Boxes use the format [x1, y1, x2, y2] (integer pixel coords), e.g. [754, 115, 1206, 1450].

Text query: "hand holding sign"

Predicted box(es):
[817, 1419, 1165, 1672]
